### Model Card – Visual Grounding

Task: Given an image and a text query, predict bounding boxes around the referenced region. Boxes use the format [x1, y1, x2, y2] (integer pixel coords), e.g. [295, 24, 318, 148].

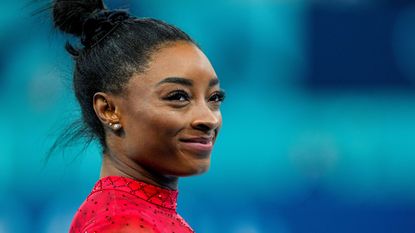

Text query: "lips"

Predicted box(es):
[179, 136, 214, 154]
[179, 137, 213, 144]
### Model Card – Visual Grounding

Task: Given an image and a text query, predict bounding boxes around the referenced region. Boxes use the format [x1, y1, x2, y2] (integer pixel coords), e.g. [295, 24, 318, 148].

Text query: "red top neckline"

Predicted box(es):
[90, 176, 178, 211]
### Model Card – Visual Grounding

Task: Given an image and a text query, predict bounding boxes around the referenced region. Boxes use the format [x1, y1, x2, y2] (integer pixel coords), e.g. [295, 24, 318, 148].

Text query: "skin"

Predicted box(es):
[93, 41, 224, 190]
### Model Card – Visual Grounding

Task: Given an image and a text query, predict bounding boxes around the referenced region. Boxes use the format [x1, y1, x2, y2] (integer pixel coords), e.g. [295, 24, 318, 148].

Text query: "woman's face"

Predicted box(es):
[113, 41, 223, 177]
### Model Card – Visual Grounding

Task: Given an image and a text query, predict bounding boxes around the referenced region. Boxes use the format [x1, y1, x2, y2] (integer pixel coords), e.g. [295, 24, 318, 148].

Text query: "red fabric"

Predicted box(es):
[69, 176, 194, 233]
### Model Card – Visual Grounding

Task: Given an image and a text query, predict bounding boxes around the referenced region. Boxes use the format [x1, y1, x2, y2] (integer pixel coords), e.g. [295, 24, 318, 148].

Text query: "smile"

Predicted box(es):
[179, 137, 214, 153]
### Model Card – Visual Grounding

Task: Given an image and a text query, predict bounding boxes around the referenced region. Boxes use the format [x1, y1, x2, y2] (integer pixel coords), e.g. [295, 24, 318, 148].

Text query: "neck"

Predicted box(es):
[100, 152, 179, 190]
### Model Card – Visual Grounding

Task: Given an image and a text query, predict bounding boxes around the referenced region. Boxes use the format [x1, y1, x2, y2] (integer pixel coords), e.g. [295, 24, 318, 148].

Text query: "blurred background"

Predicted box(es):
[1, 0, 415, 232]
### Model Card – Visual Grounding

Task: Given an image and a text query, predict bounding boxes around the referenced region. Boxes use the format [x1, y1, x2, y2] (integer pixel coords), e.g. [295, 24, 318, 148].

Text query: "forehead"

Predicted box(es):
[131, 41, 217, 88]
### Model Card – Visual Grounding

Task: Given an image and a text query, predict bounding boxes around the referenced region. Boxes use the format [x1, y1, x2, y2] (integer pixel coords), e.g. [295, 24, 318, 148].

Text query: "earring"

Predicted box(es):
[108, 122, 122, 131]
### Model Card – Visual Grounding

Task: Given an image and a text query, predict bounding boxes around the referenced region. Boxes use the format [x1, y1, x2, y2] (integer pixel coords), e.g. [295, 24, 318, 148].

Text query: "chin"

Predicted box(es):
[180, 161, 211, 177]
[196, 163, 210, 174]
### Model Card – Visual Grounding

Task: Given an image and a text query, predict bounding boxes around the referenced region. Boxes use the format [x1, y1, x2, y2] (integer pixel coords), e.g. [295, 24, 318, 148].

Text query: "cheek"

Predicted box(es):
[216, 111, 223, 129]
[151, 112, 187, 135]
[122, 112, 184, 160]
[129, 110, 187, 142]
[217, 111, 223, 124]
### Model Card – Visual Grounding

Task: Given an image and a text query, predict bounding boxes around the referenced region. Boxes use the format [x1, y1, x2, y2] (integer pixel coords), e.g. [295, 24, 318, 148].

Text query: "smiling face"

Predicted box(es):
[106, 41, 224, 177]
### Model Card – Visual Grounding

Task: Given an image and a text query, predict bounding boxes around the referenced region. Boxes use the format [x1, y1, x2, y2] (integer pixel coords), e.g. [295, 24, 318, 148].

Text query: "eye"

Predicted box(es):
[209, 90, 226, 103]
[164, 90, 191, 102]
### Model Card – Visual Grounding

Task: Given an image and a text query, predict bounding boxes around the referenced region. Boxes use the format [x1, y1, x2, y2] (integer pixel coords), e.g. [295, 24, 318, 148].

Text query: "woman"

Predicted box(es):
[51, 0, 225, 232]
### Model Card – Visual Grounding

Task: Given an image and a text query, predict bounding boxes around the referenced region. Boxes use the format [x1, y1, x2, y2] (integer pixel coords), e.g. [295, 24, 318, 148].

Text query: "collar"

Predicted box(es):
[91, 176, 178, 211]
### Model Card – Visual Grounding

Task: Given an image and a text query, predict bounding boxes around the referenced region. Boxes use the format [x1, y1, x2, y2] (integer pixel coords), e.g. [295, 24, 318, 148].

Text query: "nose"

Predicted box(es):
[191, 103, 221, 132]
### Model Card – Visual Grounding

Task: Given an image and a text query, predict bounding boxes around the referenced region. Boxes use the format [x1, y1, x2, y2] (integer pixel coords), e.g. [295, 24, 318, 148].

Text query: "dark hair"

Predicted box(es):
[51, 0, 194, 152]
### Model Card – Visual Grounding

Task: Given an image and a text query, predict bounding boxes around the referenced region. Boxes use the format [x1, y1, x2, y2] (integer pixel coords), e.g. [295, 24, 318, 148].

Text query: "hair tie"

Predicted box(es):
[81, 10, 134, 48]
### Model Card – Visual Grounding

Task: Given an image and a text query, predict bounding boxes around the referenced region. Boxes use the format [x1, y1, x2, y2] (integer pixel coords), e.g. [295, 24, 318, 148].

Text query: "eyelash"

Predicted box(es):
[164, 89, 191, 102]
[209, 91, 226, 103]
[164, 89, 226, 104]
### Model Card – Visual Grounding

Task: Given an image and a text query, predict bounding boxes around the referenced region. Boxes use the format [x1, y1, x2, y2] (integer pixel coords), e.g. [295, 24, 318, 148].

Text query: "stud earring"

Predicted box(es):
[108, 122, 122, 131]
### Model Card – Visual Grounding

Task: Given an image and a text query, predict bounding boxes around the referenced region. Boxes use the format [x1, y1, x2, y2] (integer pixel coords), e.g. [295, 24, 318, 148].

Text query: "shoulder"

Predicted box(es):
[82, 212, 159, 233]
[70, 189, 157, 233]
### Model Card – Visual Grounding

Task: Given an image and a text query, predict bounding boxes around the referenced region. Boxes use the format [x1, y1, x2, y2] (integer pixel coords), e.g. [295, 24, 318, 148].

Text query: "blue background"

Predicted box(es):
[1, 0, 415, 232]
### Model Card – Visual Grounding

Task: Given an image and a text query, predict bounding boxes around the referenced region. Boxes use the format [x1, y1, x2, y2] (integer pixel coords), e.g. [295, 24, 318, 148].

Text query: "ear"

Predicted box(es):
[93, 92, 121, 126]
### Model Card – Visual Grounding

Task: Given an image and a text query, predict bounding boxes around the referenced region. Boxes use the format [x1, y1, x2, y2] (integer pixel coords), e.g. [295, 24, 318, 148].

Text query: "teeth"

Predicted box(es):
[181, 138, 212, 144]
[193, 141, 207, 144]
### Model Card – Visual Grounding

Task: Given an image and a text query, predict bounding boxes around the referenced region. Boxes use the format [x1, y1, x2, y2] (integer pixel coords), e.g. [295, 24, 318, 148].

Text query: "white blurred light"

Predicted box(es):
[232, 223, 260, 233]
[0, 220, 9, 233]
[290, 131, 339, 180]
[28, 66, 63, 112]
[45, 213, 73, 233]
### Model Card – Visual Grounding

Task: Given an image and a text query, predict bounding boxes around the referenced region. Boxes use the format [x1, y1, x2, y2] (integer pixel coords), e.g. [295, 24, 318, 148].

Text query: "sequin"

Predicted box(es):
[69, 176, 194, 233]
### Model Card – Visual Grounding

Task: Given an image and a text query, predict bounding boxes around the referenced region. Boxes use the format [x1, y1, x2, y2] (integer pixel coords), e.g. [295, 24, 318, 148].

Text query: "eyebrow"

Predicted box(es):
[156, 77, 220, 87]
[209, 78, 219, 87]
[157, 77, 193, 86]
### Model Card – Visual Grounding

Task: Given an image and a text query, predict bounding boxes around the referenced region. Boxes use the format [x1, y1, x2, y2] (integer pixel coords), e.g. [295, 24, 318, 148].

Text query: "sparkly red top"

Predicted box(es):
[69, 176, 194, 233]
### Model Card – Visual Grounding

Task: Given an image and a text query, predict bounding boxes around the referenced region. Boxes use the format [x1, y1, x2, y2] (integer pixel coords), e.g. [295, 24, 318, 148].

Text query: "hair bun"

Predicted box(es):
[53, 0, 106, 36]
[81, 10, 131, 47]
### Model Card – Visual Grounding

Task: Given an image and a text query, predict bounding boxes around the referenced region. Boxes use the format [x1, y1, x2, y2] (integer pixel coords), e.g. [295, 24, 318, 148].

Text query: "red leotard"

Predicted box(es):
[69, 176, 194, 233]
